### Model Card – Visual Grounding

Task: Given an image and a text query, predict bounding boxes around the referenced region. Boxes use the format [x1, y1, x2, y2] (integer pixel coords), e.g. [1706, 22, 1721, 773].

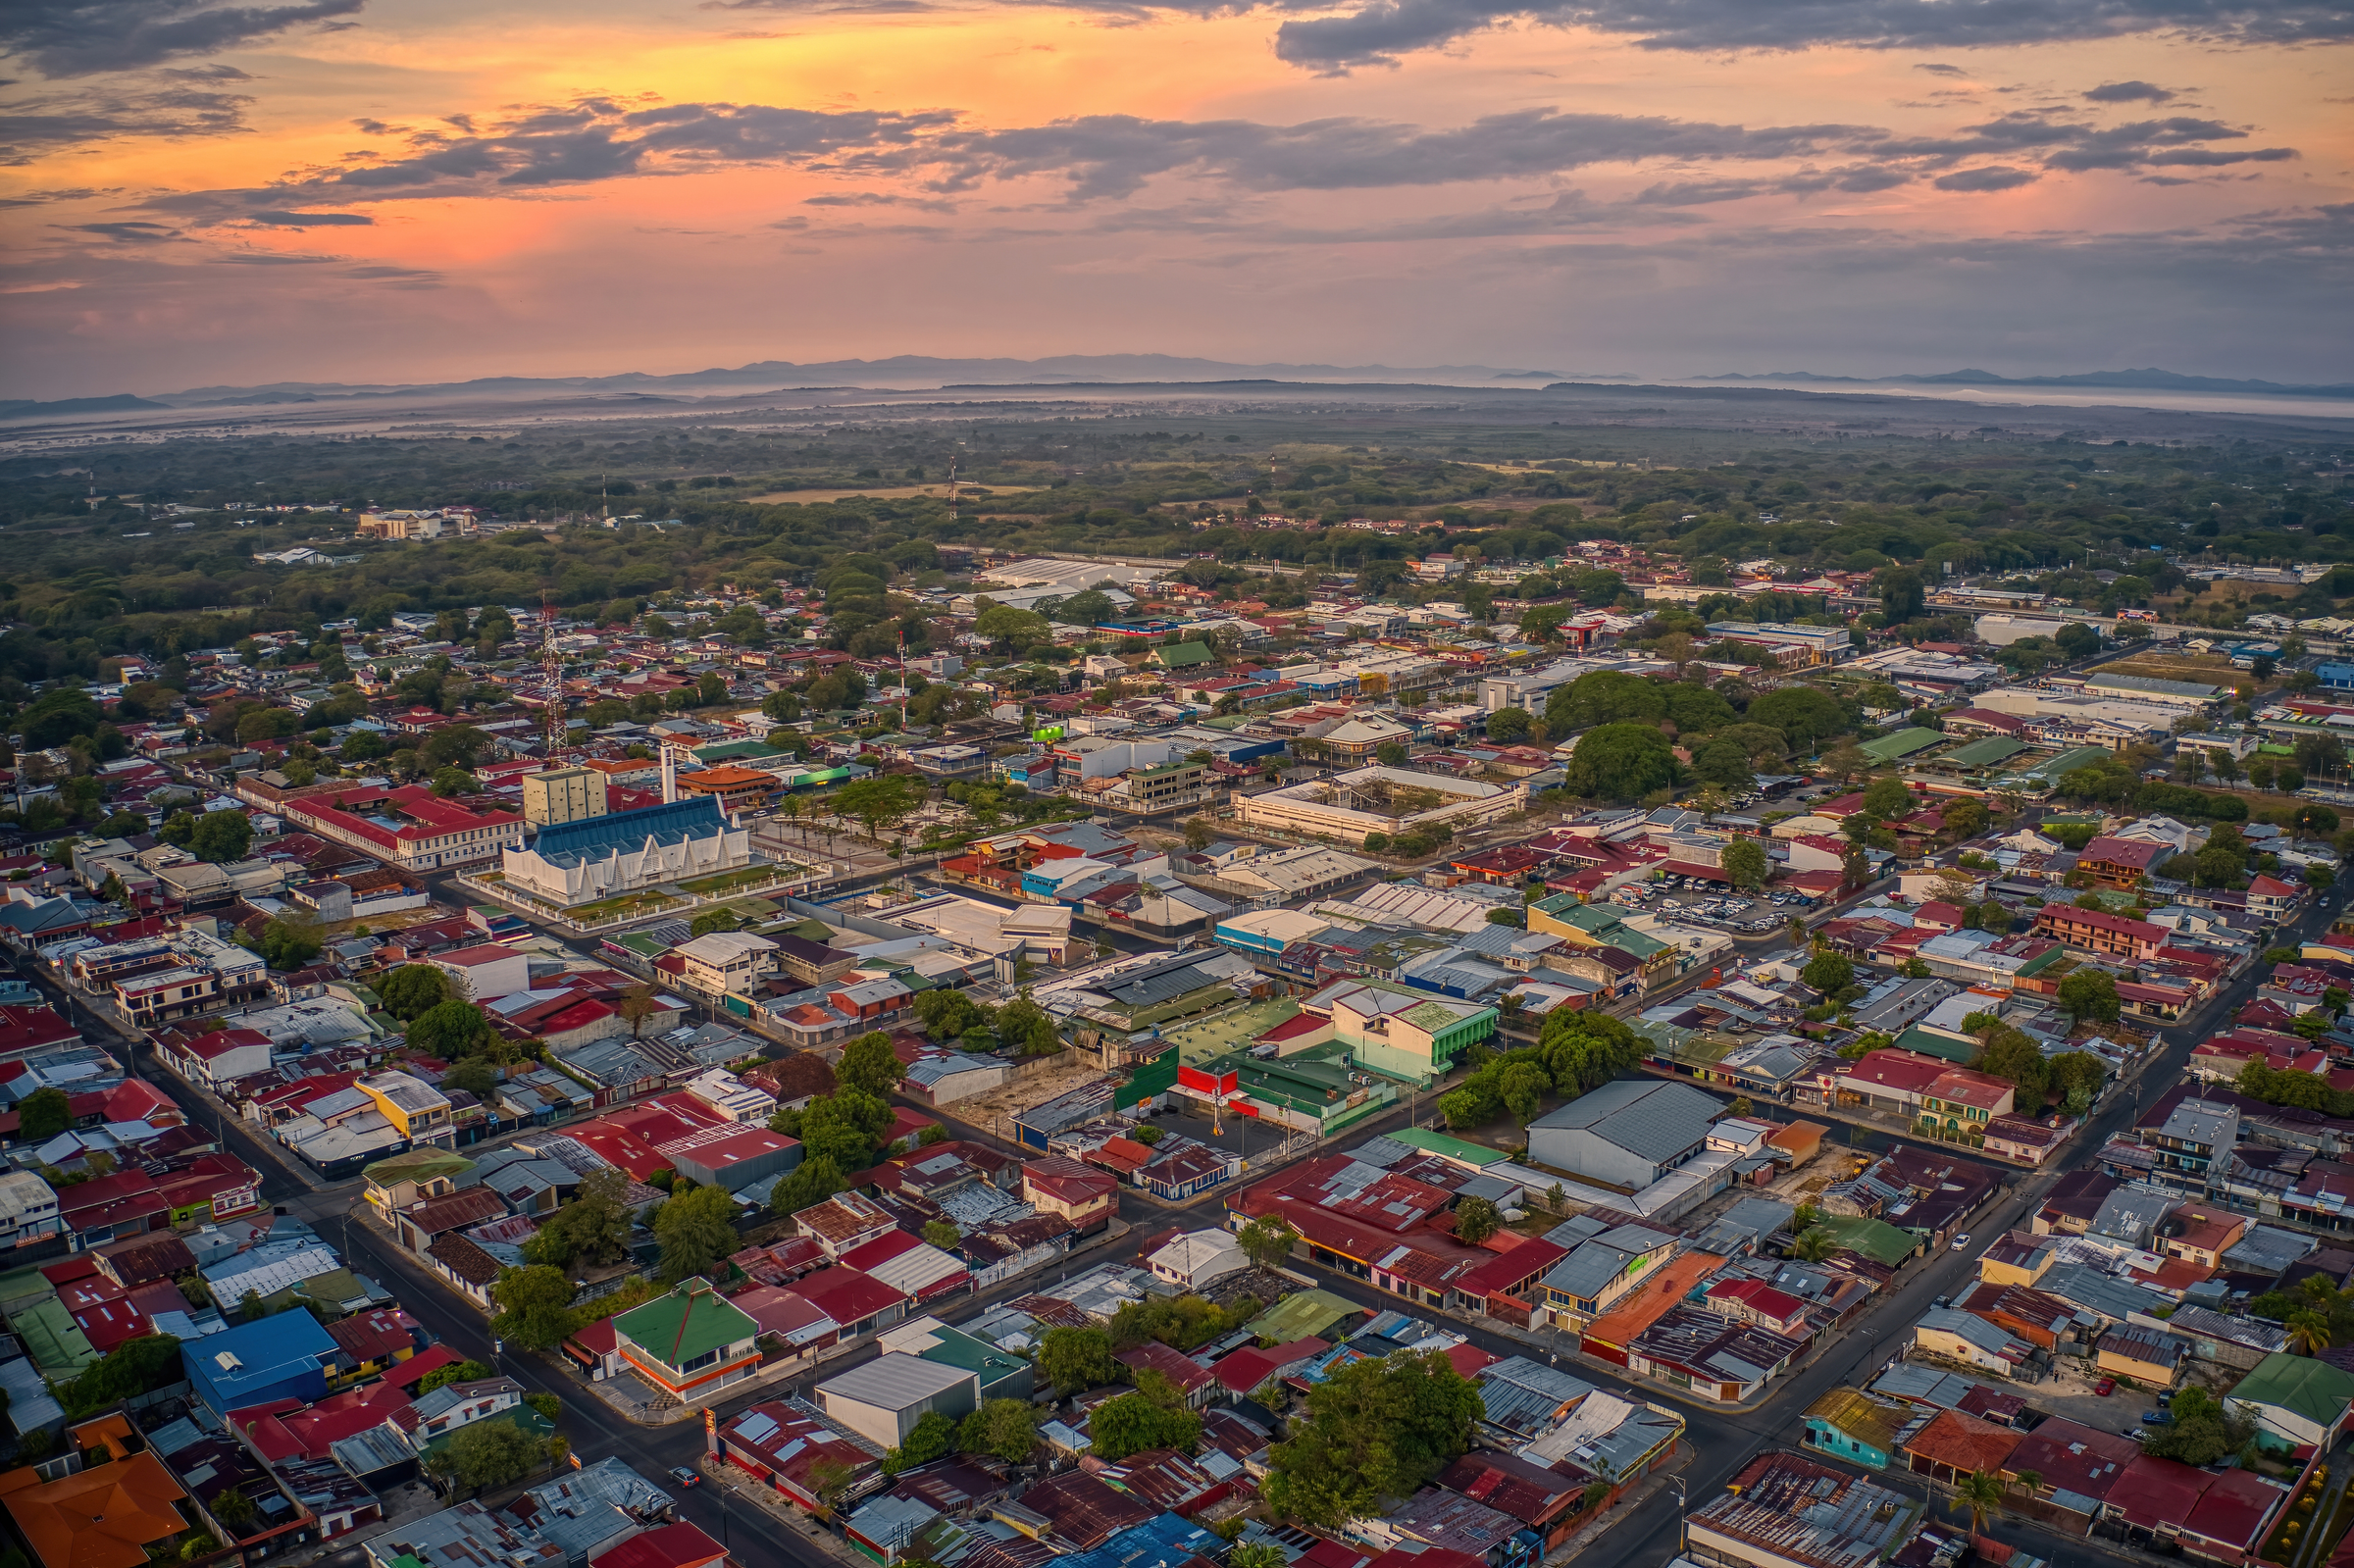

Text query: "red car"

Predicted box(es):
[2094, 1378, 2116, 1396]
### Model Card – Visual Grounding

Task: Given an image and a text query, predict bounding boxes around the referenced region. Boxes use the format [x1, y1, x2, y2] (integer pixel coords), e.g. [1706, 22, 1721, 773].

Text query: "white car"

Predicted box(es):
[1952, 1233, 1972, 1250]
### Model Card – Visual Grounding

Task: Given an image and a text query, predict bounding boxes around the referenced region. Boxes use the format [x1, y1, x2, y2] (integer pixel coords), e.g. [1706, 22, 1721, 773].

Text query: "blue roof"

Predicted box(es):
[180, 1310, 335, 1409]
[529, 795, 730, 867]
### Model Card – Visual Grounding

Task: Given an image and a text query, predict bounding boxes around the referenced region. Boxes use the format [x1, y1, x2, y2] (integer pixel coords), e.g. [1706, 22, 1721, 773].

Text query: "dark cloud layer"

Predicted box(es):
[1251, 0, 2354, 73]
[3, 0, 365, 77]
[116, 93, 2297, 227]
[2085, 79, 2177, 102]
[0, 81, 250, 160]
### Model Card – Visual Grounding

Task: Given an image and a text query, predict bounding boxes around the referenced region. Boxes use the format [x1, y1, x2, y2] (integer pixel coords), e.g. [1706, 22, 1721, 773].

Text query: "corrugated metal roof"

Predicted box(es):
[822, 1351, 975, 1412]
[1528, 1078, 1717, 1163]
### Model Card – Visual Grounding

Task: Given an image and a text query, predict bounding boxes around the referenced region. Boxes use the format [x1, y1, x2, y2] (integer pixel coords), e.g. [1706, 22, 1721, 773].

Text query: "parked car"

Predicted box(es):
[2143, 1410, 2174, 1425]
[2094, 1378, 2116, 1395]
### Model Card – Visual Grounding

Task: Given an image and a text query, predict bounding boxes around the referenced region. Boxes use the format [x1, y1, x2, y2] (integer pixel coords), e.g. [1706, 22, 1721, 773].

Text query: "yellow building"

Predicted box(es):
[357, 1071, 453, 1146]
[521, 765, 610, 827]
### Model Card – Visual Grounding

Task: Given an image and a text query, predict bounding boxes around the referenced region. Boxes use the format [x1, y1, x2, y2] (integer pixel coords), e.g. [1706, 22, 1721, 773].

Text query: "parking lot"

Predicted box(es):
[1616, 876, 1821, 936]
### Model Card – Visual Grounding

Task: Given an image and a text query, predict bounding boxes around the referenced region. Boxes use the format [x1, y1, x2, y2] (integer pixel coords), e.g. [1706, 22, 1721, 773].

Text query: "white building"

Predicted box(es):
[499, 795, 750, 907]
[1237, 766, 1527, 847]
[674, 933, 779, 995]
[1147, 1231, 1248, 1290]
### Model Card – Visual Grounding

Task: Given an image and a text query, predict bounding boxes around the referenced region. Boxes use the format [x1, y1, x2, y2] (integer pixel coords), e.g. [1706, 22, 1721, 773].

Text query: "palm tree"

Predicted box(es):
[1950, 1470, 2007, 1538]
[1791, 1227, 1838, 1264]
[2287, 1310, 2333, 1356]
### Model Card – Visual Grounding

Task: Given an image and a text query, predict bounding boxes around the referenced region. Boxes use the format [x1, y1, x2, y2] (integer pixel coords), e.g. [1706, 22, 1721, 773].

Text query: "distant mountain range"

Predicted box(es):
[3, 357, 2343, 421]
[1690, 367, 2354, 396]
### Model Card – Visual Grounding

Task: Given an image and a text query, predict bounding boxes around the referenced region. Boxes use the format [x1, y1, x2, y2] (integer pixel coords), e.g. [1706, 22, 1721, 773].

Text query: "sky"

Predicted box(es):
[3, 0, 2351, 397]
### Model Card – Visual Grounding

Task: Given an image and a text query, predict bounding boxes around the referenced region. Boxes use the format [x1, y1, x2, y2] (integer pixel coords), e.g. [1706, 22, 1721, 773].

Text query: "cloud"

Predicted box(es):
[58, 219, 182, 239]
[877, 108, 1884, 199]
[1914, 62, 1966, 76]
[343, 262, 436, 279]
[1249, 0, 2354, 74]
[2084, 79, 2176, 103]
[243, 209, 371, 225]
[1932, 164, 2037, 190]
[802, 189, 958, 211]
[0, 80, 250, 156]
[3, 0, 367, 78]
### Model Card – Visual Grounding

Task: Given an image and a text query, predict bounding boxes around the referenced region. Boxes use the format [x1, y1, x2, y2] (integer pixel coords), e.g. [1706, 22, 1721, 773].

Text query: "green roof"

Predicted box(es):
[1813, 1215, 1922, 1267]
[1386, 1128, 1510, 1167]
[10, 1295, 99, 1374]
[1859, 728, 1944, 763]
[1164, 997, 1301, 1063]
[1942, 736, 2027, 769]
[693, 738, 788, 763]
[1243, 1289, 1366, 1341]
[1403, 1000, 1474, 1034]
[1891, 1026, 1978, 1064]
[2232, 1353, 2354, 1424]
[1153, 642, 1213, 667]
[612, 1280, 759, 1369]
[914, 1326, 1026, 1383]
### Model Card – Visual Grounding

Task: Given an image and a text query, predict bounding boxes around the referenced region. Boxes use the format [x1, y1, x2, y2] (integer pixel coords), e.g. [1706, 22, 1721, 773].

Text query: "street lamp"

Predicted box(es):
[1669, 1477, 1688, 1554]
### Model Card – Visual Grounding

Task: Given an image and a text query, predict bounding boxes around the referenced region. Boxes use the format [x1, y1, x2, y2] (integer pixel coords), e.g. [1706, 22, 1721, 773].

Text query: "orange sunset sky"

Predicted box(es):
[3, 0, 2349, 396]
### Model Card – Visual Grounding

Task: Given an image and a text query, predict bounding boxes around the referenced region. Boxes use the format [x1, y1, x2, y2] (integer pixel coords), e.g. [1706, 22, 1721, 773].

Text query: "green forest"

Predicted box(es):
[0, 406, 2343, 702]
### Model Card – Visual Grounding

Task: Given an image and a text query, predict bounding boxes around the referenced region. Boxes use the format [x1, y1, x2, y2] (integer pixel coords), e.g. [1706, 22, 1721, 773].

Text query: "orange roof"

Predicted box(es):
[1581, 1250, 1725, 1348]
[0, 1448, 191, 1568]
[677, 765, 777, 788]
[1902, 1407, 2024, 1476]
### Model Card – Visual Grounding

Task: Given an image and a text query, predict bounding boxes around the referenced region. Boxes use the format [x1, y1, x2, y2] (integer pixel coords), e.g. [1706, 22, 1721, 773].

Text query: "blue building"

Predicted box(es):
[1799, 1388, 1917, 1469]
[182, 1311, 337, 1414]
[2316, 662, 2354, 690]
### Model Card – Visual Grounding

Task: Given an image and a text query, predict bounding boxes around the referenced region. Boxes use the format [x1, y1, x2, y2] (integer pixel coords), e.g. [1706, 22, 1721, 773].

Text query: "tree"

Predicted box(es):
[211, 1488, 257, 1535]
[1949, 1470, 2007, 1537]
[1486, 707, 1534, 744]
[1091, 1391, 1203, 1461]
[1454, 1196, 1502, 1245]
[2139, 1386, 2256, 1466]
[653, 1184, 739, 1282]
[1264, 1349, 1484, 1529]
[1562, 723, 1678, 803]
[2057, 968, 2122, 1025]
[2288, 1310, 2333, 1355]
[257, 913, 324, 971]
[1860, 776, 1914, 819]
[524, 1169, 633, 1268]
[447, 1420, 540, 1494]
[1790, 1228, 1839, 1263]
[958, 1398, 1041, 1462]
[1876, 567, 1926, 625]
[1184, 817, 1215, 851]
[408, 999, 493, 1059]
[447, 1057, 500, 1099]
[839, 1031, 903, 1098]
[1720, 837, 1768, 892]
[377, 963, 453, 1021]
[769, 1154, 844, 1217]
[17, 1087, 73, 1141]
[490, 1265, 578, 1350]
[1038, 1325, 1116, 1394]
[1747, 686, 1845, 751]
[1230, 1546, 1287, 1568]
[1800, 951, 1854, 997]
[922, 1220, 962, 1250]
[1690, 737, 1755, 792]
[55, 1333, 183, 1418]
[994, 994, 1062, 1057]
[188, 809, 253, 863]
[616, 983, 662, 1040]
[1237, 1216, 1296, 1270]
[795, 1087, 894, 1169]
[419, 1359, 492, 1393]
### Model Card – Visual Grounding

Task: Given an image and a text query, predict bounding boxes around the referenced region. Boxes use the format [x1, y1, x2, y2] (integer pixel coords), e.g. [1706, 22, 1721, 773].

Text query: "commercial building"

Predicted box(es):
[817, 1353, 980, 1450]
[1236, 766, 1527, 848]
[1525, 1079, 1719, 1188]
[611, 1281, 762, 1402]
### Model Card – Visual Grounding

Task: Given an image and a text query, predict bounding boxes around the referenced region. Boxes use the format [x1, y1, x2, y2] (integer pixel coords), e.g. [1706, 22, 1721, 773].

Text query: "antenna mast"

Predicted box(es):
[541, 589, 564, 755]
